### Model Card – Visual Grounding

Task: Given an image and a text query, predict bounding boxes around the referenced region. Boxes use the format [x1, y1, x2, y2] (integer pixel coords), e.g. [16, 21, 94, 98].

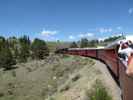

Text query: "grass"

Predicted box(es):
[0, 55, 91, 100]
[85, 80, 112, 100]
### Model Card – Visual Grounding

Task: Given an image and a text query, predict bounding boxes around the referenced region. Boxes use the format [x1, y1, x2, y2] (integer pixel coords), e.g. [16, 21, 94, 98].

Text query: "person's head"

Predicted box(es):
[121, 43, 128, 49]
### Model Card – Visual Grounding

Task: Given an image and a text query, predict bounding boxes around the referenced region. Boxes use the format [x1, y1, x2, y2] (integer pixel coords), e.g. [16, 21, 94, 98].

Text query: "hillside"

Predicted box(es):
[50, 58, 121, 100]
[0, 54, 121, 100]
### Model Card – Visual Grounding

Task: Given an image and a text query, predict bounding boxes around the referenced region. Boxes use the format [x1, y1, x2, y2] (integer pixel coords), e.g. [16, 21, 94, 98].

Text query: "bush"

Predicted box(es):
[71, 74, 81, 82]
[59, 84, 70, 92]
[0, 47, 16, 70]
[85, 80, 112, 100]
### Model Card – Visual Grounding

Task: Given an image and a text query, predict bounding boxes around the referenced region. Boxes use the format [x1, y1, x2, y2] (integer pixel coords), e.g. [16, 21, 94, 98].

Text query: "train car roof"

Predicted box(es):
[68, 47, 104, 50]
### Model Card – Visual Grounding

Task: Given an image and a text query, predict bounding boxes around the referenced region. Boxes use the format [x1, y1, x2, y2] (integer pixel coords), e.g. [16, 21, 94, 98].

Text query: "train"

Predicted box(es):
[55, 39, 133, 100]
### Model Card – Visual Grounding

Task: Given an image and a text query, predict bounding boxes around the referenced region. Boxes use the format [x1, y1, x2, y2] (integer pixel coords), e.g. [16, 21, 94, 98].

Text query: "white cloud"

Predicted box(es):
[69, 35, 75, 39]
[41, 29, 58, 37]
[78, 32, 94, 38]
[87, 33, 94, 37]
[116, 26, 122, 30]
[128, 8, 133, 15]
[78, 34, 85, 38]
[99, 28, 112, 33]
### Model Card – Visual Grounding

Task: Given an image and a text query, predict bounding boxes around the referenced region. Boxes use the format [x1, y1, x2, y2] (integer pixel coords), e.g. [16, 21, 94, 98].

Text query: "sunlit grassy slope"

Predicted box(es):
[0, 54, 95, 100]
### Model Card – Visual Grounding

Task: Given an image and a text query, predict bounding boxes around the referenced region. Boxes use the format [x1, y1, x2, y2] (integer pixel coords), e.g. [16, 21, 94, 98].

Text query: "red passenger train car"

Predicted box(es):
[55, 40, 133, 100]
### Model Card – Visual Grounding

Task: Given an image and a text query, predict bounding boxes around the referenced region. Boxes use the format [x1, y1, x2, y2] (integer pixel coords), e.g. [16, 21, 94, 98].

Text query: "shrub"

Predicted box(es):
[72, 74, 81, 82]
[0, 92, 4, 97]
[59, 84, 70, 92]
[0, 47, 16, 70]
[86, 80, 112, 100]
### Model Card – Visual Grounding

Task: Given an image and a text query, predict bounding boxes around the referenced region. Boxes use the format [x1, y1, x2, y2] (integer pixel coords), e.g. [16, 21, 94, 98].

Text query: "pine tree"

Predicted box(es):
[31, 38, 49, 59]
[88, 39, 99, 47]
[0, 36, 6, 50]
[18, 35, 31, 62]
[80, 38, 89, 48]
[70, 42, 78, 48]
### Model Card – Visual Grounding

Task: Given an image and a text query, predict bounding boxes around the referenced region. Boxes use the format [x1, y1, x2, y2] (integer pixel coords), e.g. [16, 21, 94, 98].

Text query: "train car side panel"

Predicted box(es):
[67, 49, 97, 58]
[119, 60, 133, 100]
[98, 49, 119, 77]
[86, 49, 97, 58]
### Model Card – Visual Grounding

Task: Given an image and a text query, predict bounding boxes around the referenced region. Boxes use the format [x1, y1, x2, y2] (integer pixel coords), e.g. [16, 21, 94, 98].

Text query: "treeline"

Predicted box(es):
[0, 35, 49, 70]
[70, 35, 125, 48]
[70, 38, 99, 48]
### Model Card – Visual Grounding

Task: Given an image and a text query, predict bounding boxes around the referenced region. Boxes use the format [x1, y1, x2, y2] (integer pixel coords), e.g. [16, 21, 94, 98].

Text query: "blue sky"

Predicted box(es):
[0, 0, 133, 41]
